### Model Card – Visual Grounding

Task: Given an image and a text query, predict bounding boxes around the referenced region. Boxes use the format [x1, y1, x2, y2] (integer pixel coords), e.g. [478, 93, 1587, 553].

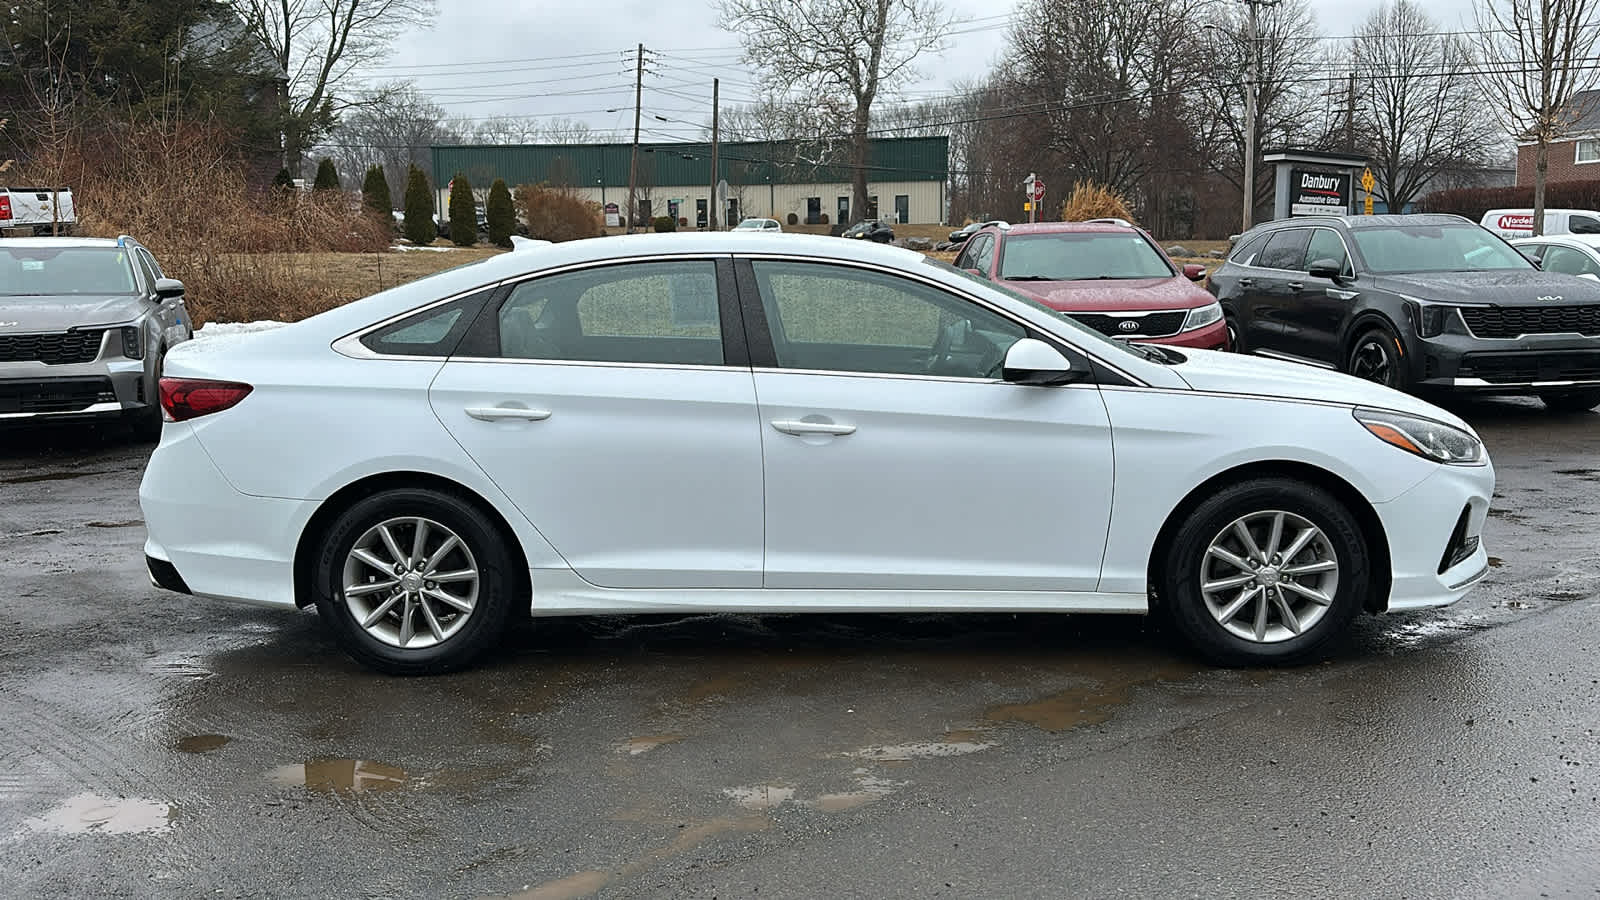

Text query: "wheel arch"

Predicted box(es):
[291, 471, 531, 609]
[1339, 308, 1406, 364]
[1148, 460, 1392, 614]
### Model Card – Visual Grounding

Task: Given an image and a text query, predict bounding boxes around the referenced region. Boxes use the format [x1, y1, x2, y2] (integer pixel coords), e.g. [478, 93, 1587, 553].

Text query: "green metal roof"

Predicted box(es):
[430, 136, 948, 190]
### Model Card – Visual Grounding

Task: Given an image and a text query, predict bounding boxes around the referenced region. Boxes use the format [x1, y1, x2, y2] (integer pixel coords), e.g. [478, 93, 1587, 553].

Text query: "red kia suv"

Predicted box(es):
[952, 219, 1227, 350]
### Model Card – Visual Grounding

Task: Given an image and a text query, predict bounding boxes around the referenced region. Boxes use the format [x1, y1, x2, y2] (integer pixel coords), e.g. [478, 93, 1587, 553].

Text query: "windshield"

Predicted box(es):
[0, 247, 139, 296]
[922, 257, 1151, 361]
[1351, 224, 1533, 274]
[998, 232, 1174, 281]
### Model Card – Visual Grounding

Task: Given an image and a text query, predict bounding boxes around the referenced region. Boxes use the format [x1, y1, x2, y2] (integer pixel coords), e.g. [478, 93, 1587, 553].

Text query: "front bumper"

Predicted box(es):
[1412, 328, 1600, 393]
[1373, 459, 1495, 611]
[0, 351, 151, 422]
[1144, 319, 1229, 351]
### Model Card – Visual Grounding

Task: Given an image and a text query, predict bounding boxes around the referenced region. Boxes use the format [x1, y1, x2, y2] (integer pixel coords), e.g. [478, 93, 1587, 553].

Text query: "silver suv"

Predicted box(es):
[0, 236, 192, 440]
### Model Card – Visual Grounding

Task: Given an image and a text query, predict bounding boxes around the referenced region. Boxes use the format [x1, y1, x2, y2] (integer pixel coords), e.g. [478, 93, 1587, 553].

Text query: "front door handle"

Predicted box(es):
[465, 406, 552, 422]
[771, 419, 856, 436]
[1286, 281, 1304, 291]
[1237, 277, 1254, 287]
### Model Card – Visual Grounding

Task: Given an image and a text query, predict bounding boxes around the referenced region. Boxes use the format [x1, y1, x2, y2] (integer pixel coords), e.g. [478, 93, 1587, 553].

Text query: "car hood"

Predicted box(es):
[0, 295, 148, 331]
[1002, 276, 1215, 312]
[1366, 270, 1600, 305]
[1171, 348, 1472, 430]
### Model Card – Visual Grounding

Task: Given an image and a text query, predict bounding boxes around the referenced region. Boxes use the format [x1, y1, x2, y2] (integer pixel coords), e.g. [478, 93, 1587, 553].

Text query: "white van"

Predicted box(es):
[1, 187, 76, 235]
[1480, 207, 1600, 239]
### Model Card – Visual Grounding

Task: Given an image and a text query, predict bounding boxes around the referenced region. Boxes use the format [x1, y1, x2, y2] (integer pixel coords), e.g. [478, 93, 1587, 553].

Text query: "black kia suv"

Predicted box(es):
[1209, 213, 1600, 411]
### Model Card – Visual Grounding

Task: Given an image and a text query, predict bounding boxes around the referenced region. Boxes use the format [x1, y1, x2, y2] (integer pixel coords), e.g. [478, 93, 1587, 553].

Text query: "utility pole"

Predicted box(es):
[1345, 71, 1356, 153]
[709, 78, 720, 231]
[627, 43, 644, 234]
[1241, 0, 1261, 233]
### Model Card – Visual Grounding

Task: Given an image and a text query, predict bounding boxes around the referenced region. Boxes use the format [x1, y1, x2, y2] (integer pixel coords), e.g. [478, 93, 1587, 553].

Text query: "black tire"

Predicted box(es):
[1539, 389, 1600, 413]
[1224, 309, 1244, 353]
[313, 488, 517, 675]
[1159, 477, 1370, 666]
[127, 346, 165, 443]
[1345, 326, 1411, 391]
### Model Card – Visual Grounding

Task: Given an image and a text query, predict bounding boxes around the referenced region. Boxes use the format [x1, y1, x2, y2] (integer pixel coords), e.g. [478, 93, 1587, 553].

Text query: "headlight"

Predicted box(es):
[1182, 302, 1223, 331]
[1354, 408, 1486, 465]
[1403, 300, 1452, 338]
[120, 325, 144, 360]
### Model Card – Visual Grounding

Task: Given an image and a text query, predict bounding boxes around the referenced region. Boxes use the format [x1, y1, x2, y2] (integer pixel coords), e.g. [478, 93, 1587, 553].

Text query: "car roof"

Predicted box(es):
[1484, 208, 1598, 215]
[1513, 234, 1600, 249]
[989, 221, 1139, 236]
[0, 236, 127, 249]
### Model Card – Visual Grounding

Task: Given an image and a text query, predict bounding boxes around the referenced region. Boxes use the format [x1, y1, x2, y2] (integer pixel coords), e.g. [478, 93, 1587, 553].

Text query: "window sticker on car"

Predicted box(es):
[21, 260, 42, 271]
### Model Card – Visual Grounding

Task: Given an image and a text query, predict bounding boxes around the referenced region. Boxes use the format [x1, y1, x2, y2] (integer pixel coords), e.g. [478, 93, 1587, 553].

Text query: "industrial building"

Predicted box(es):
[429, 136, 949, 227]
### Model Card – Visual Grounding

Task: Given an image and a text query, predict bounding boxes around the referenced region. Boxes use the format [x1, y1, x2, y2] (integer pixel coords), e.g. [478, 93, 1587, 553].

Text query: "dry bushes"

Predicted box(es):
[35, 122, 389, 325]
[1059, 181, 1136, 224]
[515, 184, 602, 242]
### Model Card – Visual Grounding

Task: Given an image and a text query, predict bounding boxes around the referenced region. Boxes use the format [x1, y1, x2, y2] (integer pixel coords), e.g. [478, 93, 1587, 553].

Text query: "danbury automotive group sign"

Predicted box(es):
[1289, 169, 1351, 217]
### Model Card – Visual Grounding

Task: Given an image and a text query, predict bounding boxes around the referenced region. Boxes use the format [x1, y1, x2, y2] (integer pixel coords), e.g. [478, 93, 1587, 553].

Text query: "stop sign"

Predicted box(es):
[1032, 179, 1046, 202]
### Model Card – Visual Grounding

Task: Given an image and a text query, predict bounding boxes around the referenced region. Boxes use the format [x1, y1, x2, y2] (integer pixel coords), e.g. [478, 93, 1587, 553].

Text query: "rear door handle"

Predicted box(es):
[465, 406, 552, 422]
[771, 419, 856, 436]
[1286, 282, 1304, 290]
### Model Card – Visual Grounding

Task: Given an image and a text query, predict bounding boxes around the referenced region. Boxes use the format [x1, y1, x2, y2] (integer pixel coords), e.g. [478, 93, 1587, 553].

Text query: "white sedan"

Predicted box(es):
[733, 217, 783, 232]
[1510, 233, 1600, 281]
[140, 234, 1494, 674]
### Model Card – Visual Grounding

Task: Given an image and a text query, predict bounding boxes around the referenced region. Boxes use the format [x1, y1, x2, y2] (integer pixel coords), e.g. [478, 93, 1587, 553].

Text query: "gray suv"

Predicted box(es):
[0, 236, 192, 440]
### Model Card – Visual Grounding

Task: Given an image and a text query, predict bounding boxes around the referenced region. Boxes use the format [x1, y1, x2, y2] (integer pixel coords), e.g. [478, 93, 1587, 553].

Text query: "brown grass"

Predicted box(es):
[1060, 182, 1136, 224]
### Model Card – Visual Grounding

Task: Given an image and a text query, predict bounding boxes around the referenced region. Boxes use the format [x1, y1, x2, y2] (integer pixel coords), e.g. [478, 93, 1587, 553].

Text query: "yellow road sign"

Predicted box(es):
[1361, 168, 1375, 193]
[1364, 196, 1375, 215]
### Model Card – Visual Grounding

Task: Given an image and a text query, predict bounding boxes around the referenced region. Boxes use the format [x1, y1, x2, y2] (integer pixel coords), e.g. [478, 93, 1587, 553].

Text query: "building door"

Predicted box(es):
[837, 196, 850, 226]
[867, 195, 879, 219]
[894, 195, 909, 224]
[696, 199, 707, 229]
[806, 197, 822, 224]
[727, 199, 739, 227]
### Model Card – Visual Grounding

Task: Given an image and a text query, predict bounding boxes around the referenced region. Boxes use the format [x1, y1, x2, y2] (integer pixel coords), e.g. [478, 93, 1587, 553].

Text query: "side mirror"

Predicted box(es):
[154, 278, 186, 299]
[1307, 258, 1345, 283]
[1181, 264, 1206, 282]
[1002, 338, 1084, 386]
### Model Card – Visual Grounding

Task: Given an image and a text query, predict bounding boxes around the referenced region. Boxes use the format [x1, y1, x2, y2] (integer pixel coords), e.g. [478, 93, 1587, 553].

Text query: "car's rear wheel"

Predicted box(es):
[1160, 477, 1369, 665]
[313, 488, 515, 675]
[1223, 309, 1244, 352]
[1346, 327, 1410, 391]
[1539, 389, 1600, 413]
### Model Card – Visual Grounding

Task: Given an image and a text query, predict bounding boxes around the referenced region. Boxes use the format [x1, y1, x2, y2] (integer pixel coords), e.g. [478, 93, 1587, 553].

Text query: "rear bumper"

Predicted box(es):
[1373, 460, 1495, 611]
[139, 421, 312, 609]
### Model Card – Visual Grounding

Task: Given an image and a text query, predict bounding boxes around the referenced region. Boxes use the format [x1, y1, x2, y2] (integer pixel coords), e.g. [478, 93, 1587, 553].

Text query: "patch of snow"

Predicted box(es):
[194, 321, 289, 339]
[391, 244, 456, 253]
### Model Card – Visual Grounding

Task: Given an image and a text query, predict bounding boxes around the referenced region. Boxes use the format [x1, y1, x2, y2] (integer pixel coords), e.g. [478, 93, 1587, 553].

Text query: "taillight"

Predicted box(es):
[0, 196, 10, 220]
[159, 378, 253, 422]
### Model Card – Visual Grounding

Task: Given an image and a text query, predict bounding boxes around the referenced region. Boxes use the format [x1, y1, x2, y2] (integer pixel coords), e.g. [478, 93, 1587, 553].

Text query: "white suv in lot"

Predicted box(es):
[139, 234, 1493, 674]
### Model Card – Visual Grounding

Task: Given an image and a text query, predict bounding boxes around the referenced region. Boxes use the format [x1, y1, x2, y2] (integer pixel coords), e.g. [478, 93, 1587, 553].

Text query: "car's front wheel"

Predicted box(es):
[1346, 327, 1411, 391]
[313, 488, 516, 675]
[1160, 477, 1369, 665]
[1539, 389, 1600, 414]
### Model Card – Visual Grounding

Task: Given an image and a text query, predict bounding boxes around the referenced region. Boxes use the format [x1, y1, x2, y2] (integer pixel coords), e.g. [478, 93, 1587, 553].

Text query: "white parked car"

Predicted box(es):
[1480, 207, 1600, 239]
[733, 217, 783, 232]
[139, 234, 1494, 674]
[1510, 233, 1600, 281]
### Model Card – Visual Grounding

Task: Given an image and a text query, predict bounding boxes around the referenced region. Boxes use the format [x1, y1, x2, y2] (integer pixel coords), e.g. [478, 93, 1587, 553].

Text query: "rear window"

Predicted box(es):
[0, 247, 138, 296]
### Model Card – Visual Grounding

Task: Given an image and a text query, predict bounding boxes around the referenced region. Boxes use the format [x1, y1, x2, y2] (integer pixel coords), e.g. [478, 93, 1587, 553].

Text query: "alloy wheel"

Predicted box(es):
[341, 516, 480, 649]
[1199, 510, 1339, 643]
[1349, 337, 1394, 386]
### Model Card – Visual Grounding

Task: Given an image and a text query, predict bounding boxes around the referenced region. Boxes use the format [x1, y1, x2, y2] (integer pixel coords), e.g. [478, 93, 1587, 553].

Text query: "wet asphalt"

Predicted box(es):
[1, 397, 1599, 899]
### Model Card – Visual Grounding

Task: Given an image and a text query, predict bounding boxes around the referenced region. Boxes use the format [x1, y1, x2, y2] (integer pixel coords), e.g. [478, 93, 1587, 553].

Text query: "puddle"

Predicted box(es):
[502, 870, 610, 900]
[147, 659, 212, 680]
[27, 529, 63, 536]
[812, 791, 877, 812]
[268, 759, 408, 793]
[23, 792, 172, 835]
[986, 661, 1200, 732]
[684, 675, 740, 703]
[1488, 556, 1503, 568]
[841, 739, 996, 760]
[618, 734, 683, 756]
[85, 520, 142, 529]
[0, 470, 104, 484]
[176, 734, 230, 753]
[722, 784, 797, 810]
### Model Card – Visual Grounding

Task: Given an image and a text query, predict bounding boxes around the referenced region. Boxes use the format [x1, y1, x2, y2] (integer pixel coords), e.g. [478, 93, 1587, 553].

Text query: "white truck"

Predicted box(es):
[1480, 207, 1600, 239]
[1, 187, 76, 235]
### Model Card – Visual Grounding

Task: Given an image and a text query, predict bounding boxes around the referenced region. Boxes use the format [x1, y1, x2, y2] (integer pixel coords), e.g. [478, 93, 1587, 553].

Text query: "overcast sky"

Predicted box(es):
[372, 0, 1480, 140]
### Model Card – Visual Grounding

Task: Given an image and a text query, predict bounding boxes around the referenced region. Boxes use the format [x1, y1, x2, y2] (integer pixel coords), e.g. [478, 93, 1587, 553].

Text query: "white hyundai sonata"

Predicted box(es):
[139, 234, 1493, 674]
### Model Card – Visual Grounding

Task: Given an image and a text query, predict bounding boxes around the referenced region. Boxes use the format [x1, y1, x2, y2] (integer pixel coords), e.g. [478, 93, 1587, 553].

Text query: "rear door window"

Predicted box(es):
[1540, 245, 1600, 278]
[1258, 229, 1312, 271]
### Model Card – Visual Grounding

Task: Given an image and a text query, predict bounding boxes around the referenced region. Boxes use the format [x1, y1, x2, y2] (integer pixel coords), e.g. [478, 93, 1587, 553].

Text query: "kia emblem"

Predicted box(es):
[1118, 320, 1140, 333]
[1537, 295, 1562, 302]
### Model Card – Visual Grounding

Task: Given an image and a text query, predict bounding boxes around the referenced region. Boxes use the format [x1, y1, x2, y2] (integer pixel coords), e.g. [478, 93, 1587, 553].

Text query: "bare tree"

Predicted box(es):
[323, 83, 457, 204]
[1353, 0, 1491, 212]
[719, 0, 956, 223]
[1476, 0, 1600, 234]
[230, 0, 437, 177]
[1195, 0, 1326, 222]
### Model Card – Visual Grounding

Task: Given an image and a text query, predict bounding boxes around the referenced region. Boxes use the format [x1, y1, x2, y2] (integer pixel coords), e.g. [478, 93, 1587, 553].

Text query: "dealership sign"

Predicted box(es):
[1289, 170, 1351, 217]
